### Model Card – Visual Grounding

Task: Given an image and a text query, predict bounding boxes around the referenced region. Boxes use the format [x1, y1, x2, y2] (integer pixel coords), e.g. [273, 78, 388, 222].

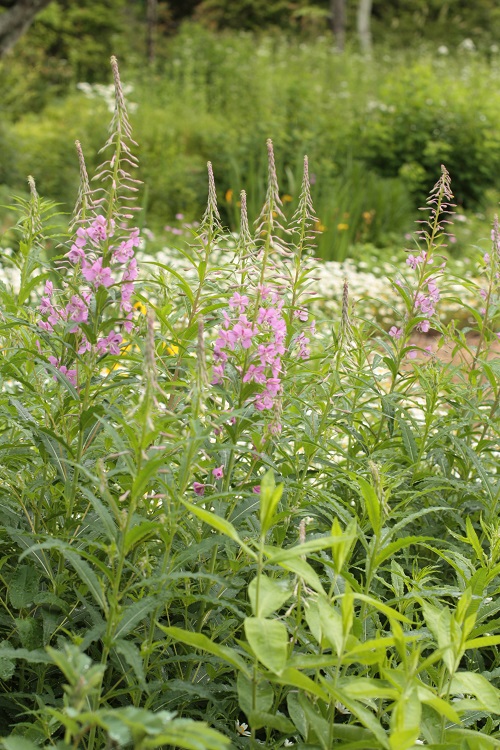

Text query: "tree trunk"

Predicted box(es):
[146, 0, 158, 64]
[0, 0, 53, 57]
[357, 0, 373, 56]
[330, 0, 346, 52]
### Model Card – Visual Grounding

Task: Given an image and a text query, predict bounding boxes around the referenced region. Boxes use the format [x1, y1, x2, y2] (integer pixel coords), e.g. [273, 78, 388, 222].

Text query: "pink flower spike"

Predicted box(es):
[193, 482, 205, 496]
[212, 465, 224, 480]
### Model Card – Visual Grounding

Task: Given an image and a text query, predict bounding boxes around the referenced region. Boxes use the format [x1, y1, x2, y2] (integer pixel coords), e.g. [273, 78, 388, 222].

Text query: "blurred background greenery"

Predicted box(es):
[1, 0, 500, 260]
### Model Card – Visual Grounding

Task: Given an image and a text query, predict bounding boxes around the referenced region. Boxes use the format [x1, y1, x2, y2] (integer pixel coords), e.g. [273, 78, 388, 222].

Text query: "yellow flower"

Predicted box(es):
[282, 194, 293, 203]
[161, 342, 179, 356]
[315, 221, 326, 232]
[134, 301, 147, 315]
[337, 223, 349, 231]
[362, 210, 375, 224]
[225, 189, 233, 203]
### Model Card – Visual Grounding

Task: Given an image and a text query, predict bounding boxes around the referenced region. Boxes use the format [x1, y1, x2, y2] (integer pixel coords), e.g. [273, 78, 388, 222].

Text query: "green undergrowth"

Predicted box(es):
[0, 59, 499, 750]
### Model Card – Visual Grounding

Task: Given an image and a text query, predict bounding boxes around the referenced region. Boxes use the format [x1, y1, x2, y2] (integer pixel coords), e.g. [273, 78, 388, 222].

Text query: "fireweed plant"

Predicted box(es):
[0, 60, 500, 750]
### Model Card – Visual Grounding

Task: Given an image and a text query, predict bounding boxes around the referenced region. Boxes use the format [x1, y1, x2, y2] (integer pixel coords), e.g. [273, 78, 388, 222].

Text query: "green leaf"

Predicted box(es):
[182, 500, 256, 558]
[273, 556, 326, 594]
[269, 667, 329, 702]
[466, 517, 486, 564]
[396, 414, 419, 463]
[248, 710, 295, 733]
[79, 485, 117, 541]
[160, 625, 250, 675]
[354, 593, 411, 624]
[321, 681, 390, 749]
[265, 535, 346, 563]
[374, 537, 431, 567]
[350, 474, 381, 534]
[297, 693, 329, 750]
[287, 691, 308, 740]
[237, 672, 273, 716]
[20, 542, 108, 613]
[465, 635, 500, 650]
[15, 617, 43, 650]
[248, 574, 292, 618]
[124, 521, 162, 555]
[8, 564, 40, 609]
[244, 617, 288, 675]
[114, 638, 146, 689]
[141, 719, 231, 749]
[0, 739, 40, 750]
[259, 469, 284, 534]
[450, 672, 500, 713]
[317, 596, 344, 655]
[115, 597, 160, 640]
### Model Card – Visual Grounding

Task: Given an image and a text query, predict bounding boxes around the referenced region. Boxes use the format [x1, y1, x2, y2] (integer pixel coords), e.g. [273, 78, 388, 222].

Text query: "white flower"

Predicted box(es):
[459, 38, 475, 52]
[235, 721, 251, 737]
[437, 45, 449, 55]
[284, 741, 294, 747]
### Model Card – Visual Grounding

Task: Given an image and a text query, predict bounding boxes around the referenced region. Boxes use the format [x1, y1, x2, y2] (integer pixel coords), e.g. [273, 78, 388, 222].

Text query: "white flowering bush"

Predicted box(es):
[0, 59, 500, 750]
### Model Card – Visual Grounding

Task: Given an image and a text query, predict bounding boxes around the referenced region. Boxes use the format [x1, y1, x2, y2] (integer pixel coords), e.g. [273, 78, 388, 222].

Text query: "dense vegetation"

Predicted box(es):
[3, 20, 500, 262]
[0, 58, 499, 749]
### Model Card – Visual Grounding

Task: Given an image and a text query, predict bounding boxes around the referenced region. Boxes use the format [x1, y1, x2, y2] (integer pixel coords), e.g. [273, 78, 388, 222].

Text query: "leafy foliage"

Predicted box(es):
[0, 58, 500, 750]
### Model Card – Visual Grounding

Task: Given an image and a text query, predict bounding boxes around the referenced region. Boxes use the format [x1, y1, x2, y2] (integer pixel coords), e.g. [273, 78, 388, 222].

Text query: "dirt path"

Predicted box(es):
[409, 332, 500, 364]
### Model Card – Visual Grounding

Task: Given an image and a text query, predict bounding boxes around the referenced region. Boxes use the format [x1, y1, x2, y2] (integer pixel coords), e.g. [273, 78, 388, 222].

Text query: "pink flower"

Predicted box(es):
[87, 215, 109, 243]
[212, 364, 225, 385]
[255, 392, 274, 411]
[243, 364, 266, 384]
[122, 258, 138, 282]
[229, 292, 249, 313]
[78, 336, 91, 354]
[268, 421, 282, 436]
[294, 308, 308, 322]
[418, 319, 430, 333]
[389, 326, 403, 339]
[97, 331, 123, 356]
[66, 295, 88, 325]
[212, 465, 224, 479]
[82, 258, 114, 288]
[193, 482, 205, 496]
[68, 243, 86, 264]
[252, 485, 261, 493]
[39, 296, 54, 316]
[123, 313, 134, 334]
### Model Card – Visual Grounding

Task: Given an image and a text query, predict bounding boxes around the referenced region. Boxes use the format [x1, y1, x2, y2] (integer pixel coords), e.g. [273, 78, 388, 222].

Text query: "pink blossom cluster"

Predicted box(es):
[406, 250, 433, 270]
[38, 215, 141, 384]
[211, 286, 313, 431]
[212, 288, 285, 415]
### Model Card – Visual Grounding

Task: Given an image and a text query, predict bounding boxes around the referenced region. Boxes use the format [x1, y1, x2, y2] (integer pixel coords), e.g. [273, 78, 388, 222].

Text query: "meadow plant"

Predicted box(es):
[1, 59, 500, 750]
